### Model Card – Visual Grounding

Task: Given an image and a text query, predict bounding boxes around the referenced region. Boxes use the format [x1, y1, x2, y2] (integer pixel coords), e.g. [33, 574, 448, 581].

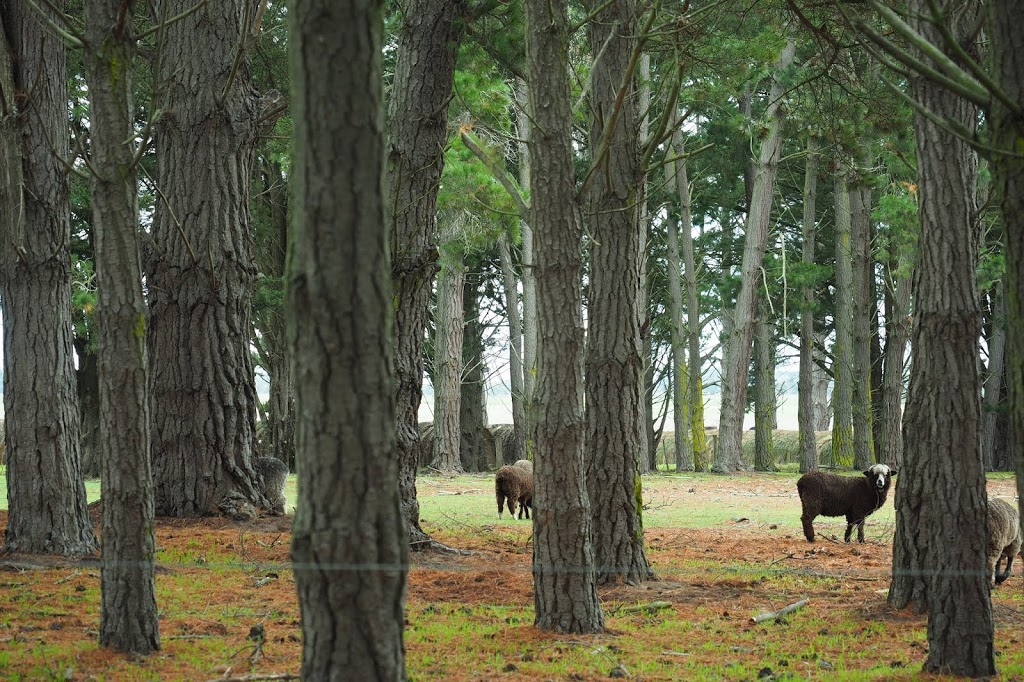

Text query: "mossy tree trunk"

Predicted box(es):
[798, 137, 820, 473]
[850, 170, 875, 469]
[830, 168, 855, 468]
[83, 0, 159, 655]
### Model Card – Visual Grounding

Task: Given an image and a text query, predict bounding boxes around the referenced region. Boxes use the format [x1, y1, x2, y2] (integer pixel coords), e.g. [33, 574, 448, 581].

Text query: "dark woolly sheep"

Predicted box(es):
[495, 465, 533, 520]
[796, 463, 896, 543]
[513, 459, 533, 473]
[255, 456, 289, 515]
[987, 497, 1022, 586]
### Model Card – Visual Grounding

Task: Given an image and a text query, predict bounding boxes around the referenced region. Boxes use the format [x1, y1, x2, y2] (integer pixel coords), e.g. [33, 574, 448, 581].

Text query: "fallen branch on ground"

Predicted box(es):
[751, 598, 809, 624]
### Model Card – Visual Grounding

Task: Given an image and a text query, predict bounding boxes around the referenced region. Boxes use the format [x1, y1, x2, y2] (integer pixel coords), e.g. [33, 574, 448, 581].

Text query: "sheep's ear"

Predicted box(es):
[863, 469, 873, 477]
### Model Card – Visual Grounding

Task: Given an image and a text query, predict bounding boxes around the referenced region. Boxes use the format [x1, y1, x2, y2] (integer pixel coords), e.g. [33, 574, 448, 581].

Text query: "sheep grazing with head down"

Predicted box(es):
[987, 497, 1022, 586]
[513, 459, 533, 473]
[796, 463, 896, 543]
[255, 456, 289, 516]
[495, 464, 533, 520]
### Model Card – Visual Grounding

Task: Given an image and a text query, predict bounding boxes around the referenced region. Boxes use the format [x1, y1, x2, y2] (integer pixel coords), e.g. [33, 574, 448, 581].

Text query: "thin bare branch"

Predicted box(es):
[136, 0, 209, 42]
[458, 127, 530, 223]
[23, 0, 85, 48]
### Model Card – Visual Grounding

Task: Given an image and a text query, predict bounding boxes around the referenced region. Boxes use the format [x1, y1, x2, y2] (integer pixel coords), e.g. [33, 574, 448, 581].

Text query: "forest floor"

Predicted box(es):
[0, 473, 1021, 681]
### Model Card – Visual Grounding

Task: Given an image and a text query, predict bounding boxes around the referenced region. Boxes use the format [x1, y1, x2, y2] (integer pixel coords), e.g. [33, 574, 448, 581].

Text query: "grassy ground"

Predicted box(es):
[0, 471, 1021, 681]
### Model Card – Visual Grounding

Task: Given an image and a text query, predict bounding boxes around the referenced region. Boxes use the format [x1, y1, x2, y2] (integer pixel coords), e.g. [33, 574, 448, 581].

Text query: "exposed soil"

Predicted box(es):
[0, 476, 1020, 681]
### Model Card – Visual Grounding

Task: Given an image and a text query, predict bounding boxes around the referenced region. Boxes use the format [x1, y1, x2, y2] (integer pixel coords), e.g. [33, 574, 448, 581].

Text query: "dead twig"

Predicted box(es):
[751, 597, 809, 624]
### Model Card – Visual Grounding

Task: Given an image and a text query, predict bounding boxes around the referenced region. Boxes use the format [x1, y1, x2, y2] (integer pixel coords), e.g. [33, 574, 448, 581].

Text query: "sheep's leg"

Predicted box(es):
[497, 493, 505, 520]
[857, 520, 865, 543]
[996, 553, 1014, 585]
[801, 515, 816, 542]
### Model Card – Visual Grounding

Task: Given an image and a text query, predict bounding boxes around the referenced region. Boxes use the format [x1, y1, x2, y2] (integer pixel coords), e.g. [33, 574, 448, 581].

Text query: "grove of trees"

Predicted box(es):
[0, 0, 1020, 677]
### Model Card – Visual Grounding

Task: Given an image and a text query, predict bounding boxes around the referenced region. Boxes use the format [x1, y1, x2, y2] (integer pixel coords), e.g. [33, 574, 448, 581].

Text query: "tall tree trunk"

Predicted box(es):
[754, 294, 776, 471]
[981, 288, 1005, 471]
[830, 168, 855, 468]
[74, 338, 102, 478]
[460, 266, 487, 472]
[288, 2, 407, 676]
[253, 157, 294, 470]
[526, 0, 604, 631]
[880, 241, 913, 468]
[714, 39, 795, 472]
[431, 240, 465, 473]
[498, 236, 527, 464]
[812, 334, 832, 431]
[988, 0, 1024, 513]
[515, 77, 538, 459]
[798, 137, 820, 473]
[887, 3, 993, 675]
[83, 0, 160, 654]
[148, 0, 266, 517]
[850, 173, 875, 469]
[667, 131, 708, 470]
[638, 52, 656, 475]
[583, 0, 654, 586]
[666, 177, 693, 473]
[388, 0, 466, 546]
[0, 1, 95, 556]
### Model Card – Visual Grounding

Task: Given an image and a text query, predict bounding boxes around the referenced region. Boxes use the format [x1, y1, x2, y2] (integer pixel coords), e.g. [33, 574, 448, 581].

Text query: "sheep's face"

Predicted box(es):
[863, 464, 895, 490]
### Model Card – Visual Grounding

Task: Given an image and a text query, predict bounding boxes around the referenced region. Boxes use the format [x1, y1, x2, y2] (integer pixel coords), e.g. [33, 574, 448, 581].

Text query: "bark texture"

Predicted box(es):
[148, 0, 266, 516]
[887, 3, 994, 675]
[498, 236, 527, 464]
[460, 267, 487, 472]
[753, 294, 776, 472]
[988, 0, 1024, 513]
[526, 0, 604, 631]
[387, 0, 466, 545]
[0, 1, 95, 556]
[714, 39, 795, 472]
[879, 237, 913, 468]
[83, 0, 160, 654]
[798, 137, 820, 473]
[288, 1, 408, 678]
[830, 169, 855, 467]
[850, 175, 875, 469]
[431, 241, 465, 473]
[666, 131, 693, 472]
[583, 0, 654, 586]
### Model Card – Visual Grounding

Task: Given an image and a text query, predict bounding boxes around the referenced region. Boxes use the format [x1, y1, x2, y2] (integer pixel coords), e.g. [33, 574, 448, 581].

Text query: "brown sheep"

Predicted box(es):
[987, 497, 1022, 586]
[796, 463, 896, 543]
[495, 465, 533, 520]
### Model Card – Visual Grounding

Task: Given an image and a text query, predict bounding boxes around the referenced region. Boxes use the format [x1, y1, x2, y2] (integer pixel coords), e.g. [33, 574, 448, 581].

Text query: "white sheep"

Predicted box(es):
[987, 497, 1021, 586]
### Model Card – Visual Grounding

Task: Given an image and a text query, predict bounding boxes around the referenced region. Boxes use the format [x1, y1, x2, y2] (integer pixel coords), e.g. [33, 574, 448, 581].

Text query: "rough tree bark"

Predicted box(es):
[850, 172, 875, 469]
[431, 238, 466, 473]
[0, 1, 96, 556]
[714, 38, 795, 472]
[387, 0, 466, 546]
[987, 0, 1024, 513]
[666, 153, 693, 473]
[798, 137, 820, 473]
[148, 0, 268, 517]
[515, 77, 538, 458]
[288, 0, 407, 677]
[887, 2, 994, 675]
[498, 235, 527, 464]
[879, 232, 913, 468]
[83, 0, 160, 654]
[253, 157, 295, 470]
[526, 0, 604, 631]
[754, 293, 776, 472]
[981, 288, 1005, 471]
[583, 0, 654, 586]
[460, 266, 488, 472]
[830, 168, 855, 467]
